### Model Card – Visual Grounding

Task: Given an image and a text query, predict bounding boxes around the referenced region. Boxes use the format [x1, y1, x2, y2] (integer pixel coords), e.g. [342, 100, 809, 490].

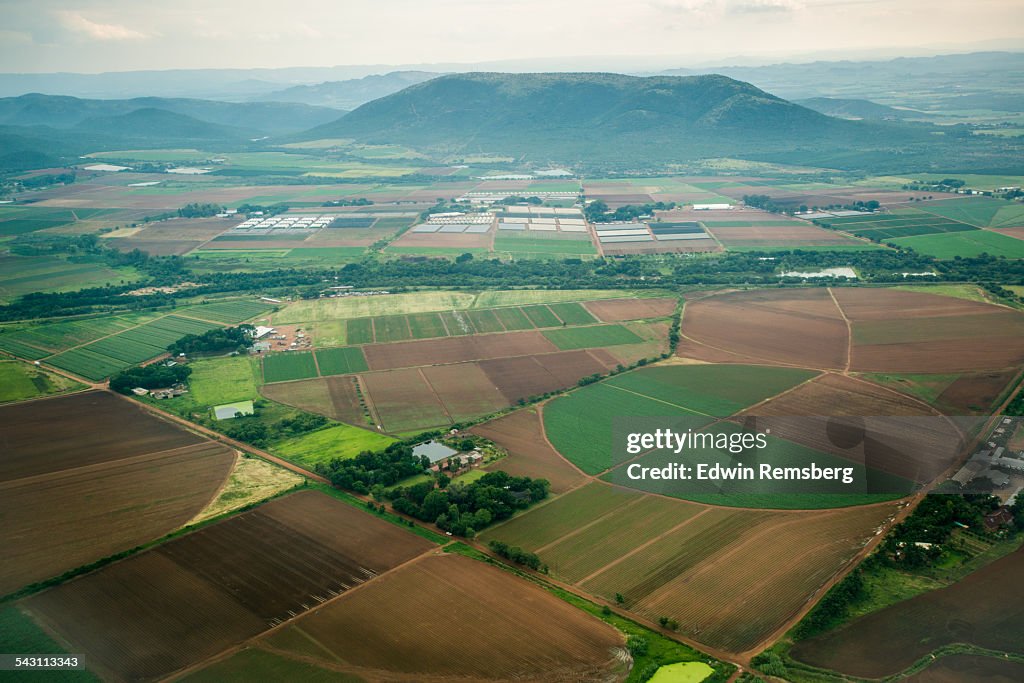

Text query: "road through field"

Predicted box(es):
[111, 390, 329, 484]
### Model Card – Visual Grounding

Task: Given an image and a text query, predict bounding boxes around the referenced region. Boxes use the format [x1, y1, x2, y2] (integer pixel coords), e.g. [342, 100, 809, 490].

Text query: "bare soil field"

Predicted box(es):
[260, 376, 368, 425]
[261, 553, 626, 682]
[680, 289, 848, 369]
[363, 330, 558, 370]
[389, 231, 493, 249]
[791, 546, 1024, 678]
[420, 363, 507, 421]
[23, 490, 433, 682]
[471, 409, 585, 492]
[742, 373, 962, 482]
[584, 297, 677, 322]
[992, 226, 1024, 239]
[852, 338, 1024, 374]
[905, 655, 1024, 682]
[0, 441, 234, 596]
[107, 238, 203, 255]
[935, 370, 1019, 413]
[706, 223, 858, 246]
[601, 239, 722, 256]
[360, 367, 449, 431]
[486, 481, 895, 654]
[832, 288, 1003, 320]
[478, 350, 613, 403]
[0, 391, 204, 482]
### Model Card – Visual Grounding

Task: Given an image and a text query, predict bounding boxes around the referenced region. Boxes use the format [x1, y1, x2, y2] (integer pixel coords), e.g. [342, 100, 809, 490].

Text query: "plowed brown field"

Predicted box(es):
[261, 553, 626, 682]
[23, 490, 433, 682]
[471, 409, 585, 492]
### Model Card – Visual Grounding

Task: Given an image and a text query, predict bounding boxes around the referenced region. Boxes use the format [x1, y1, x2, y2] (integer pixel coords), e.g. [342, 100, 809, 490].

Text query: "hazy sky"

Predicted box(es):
[1, 0, 1021, 73]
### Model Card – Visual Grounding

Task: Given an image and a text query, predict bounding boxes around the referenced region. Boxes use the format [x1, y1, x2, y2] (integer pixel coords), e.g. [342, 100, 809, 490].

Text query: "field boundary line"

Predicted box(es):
[826, 287, 853, 374]
[604, 382, 714, 418]
[418, 367, 453, 423]
[0, 441, 230, 491]
[532, 495, 647, 555]
[577, 506, 715, 585]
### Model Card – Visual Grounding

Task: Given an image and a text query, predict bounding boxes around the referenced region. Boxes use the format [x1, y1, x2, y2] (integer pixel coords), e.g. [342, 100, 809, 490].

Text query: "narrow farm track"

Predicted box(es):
[826, 286, 853, 374]
[111, 390, 328, 484]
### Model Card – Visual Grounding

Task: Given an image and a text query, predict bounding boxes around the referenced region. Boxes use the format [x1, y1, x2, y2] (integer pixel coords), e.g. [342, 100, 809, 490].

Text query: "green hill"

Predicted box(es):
[298, 72, 933, 166]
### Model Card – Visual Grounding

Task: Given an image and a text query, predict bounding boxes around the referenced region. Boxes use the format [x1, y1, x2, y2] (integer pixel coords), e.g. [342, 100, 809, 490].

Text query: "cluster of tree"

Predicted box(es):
[110, 363, 191, 394]
[386, 471, 549, 536]
[236, 203, 289, 217]
[584, 200, 677, 223]
[177, 203, 224, 218]
[215, 405, 327, 448]
[322, 198, 374, 206]
[877, 494, 1003, 565]
[496, 195, 543, 205]
[902, 178, 965, 190]
[167, 324, 254, 356]
[19, 172, 75, 189]
[487, 540, 544, 571]
[316, 443, 430, 492]
[792, 568, 867, 639]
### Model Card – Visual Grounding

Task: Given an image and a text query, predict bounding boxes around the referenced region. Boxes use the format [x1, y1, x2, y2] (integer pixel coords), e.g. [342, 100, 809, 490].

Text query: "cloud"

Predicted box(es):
[728, 0, 804, 13]
[55, 11, 150, 41]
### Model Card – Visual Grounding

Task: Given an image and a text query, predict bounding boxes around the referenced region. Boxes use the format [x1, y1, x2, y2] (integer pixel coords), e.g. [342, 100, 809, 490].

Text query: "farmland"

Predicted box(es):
[22, 490, 434, 681]
[482, 482, 895, 653]
[0, 391, 235, 596]
[678, 287, 1024, 377]
[543, 364, 819, 474]
[259, 553, 626, 681]
[187, 356, 260, 405]
[0, 253, 141, 304]
[790, 545, 1024, 678]
[271, 423, 395, 467]
[0, 360, 84, 403]
[471, 409, 587, 492]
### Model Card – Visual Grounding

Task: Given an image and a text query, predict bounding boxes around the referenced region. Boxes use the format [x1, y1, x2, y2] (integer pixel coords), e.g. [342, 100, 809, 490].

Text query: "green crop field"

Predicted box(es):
[0, 360, 84, 403]
[890, 230, 1024, 259]
[604, 421, 909, 509]
[314, 347, 368, 376]
[494, 237, 597, 256]
[271, 424, 395, 467]
[543, 324, 643, 350]
[188, 356, 260, 405]
[521, 304, 563, 327]
[466, 308, 505, 333]
[346, 318, 374, 344]
[543, 365, 819, 475]
[276, 291, 476, 323]
[473, 290, 647, 307]
[406, 312, 448, 338]
[916, 197, 1024, 228]
[262, 351, 319, 383]
[186, 300, 274, 324]
[0, 254, 141, 304]
[372, 314, 412, 342]
[46, 347, 126, 380]
[492, 306, 534, 330]
[548, 302, 598, 325]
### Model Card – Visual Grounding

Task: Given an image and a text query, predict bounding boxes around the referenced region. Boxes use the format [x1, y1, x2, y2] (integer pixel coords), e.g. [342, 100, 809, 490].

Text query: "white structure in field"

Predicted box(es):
[692, 203, 733, 210]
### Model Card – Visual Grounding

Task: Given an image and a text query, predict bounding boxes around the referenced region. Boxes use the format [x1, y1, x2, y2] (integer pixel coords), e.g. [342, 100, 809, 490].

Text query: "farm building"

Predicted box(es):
[413, 440, 458, 465]
[213, 400, 255, 420]
[253, 326, 275, 339]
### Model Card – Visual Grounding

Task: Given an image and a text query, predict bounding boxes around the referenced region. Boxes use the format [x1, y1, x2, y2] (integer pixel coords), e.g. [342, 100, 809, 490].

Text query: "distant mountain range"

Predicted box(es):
[254, 71, 442, 110]
[298, 72, 934, 167]
[0, 94, 343, 135]
[795, 98, 912, 121]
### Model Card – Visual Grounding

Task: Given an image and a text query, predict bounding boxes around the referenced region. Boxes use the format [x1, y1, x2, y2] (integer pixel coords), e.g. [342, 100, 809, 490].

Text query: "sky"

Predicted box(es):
[0, 0, 1021, 73]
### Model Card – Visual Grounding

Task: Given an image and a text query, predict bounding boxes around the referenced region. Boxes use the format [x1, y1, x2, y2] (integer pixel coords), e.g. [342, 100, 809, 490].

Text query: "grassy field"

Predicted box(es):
[473, 290, 654, 307]
[275, 291, 477, 323]
[188, 356, 260, 405]
[543, 324, 644, 350]
[271, 424, 395, 468]
[892, 284, 990, 303]
[0, 360, 85, 403]
[890, 230, 1024, 259]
